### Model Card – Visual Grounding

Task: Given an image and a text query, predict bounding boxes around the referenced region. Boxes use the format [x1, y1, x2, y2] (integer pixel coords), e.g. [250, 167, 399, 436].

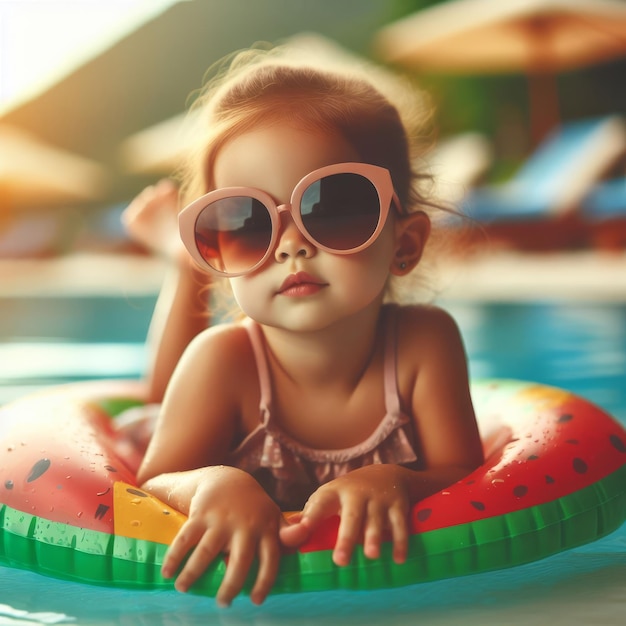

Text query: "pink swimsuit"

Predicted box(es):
[226, 306, 420, 509]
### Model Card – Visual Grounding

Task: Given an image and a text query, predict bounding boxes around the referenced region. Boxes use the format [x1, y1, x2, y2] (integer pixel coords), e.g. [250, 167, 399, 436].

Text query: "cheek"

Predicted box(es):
[333, 237, 395, 291]
[228, 276, 267, 318]
[358, 226, 396, 272]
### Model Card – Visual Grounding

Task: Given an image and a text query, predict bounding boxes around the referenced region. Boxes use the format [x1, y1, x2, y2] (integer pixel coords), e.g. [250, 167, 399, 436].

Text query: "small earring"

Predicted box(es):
[399, 262, 407, 270]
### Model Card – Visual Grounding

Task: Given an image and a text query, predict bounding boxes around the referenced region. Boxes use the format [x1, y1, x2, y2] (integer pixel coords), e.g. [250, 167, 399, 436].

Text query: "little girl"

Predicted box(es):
[135, 47, 483, 608]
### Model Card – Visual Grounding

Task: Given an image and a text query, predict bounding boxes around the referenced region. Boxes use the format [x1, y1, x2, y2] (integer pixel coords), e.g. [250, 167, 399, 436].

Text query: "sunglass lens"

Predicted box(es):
[300, 173, 380, 250]
[194, 197, 272, 274]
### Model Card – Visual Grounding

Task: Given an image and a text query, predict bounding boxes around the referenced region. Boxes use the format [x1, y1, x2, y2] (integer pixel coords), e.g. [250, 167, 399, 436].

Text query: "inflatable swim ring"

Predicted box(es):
[0, 379, 624, 596]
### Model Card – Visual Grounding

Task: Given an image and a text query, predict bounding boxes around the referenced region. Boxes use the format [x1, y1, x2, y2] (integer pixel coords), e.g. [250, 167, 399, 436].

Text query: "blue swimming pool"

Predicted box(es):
[1, 296, 624, 625]
[0, 294, 154, 404]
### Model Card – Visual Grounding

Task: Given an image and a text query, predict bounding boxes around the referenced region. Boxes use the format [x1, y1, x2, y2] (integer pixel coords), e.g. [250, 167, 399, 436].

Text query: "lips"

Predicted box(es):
[278, 272, 327, 295]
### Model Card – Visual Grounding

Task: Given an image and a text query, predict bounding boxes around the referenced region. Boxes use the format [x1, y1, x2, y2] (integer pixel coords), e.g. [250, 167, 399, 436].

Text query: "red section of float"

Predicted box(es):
[0, 383, 139, 534]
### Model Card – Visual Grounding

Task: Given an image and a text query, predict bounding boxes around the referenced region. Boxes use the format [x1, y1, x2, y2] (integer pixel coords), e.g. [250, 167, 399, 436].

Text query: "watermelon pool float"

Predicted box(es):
[0, 379, 624, 596]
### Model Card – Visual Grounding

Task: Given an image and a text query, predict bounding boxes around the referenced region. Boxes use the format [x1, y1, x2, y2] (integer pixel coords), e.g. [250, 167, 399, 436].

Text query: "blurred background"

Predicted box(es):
[2, 0, 625, 253]
[1, 0, 625, 406]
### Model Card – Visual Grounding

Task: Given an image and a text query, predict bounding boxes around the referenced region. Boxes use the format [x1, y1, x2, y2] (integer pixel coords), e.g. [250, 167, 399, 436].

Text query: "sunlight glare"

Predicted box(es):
[0, 0, 181, 111]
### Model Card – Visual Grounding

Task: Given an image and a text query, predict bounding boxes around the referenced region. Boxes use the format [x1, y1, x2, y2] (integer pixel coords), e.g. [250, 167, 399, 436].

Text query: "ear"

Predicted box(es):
[390, 211, 431, 276]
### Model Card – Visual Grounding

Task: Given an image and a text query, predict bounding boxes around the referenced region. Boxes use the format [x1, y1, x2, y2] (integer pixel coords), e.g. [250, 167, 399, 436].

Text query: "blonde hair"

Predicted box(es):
[179, 43, 447, 306]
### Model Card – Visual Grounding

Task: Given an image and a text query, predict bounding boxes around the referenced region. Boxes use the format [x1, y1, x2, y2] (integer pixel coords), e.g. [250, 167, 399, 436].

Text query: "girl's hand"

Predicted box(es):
[280, 464, 412, 567]
[162, 466, 283, 607]
[122, 179, 184, 261]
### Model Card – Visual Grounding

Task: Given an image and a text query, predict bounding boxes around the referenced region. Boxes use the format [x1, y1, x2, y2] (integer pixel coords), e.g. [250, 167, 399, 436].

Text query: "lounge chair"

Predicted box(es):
[458, 115, 626, 250]
[426, 131, 492, 205]
[582, 176, 626, 250]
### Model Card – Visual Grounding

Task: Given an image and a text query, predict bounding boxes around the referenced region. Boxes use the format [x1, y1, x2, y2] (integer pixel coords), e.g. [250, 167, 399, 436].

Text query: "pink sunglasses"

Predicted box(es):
[179, 162, 403, 277]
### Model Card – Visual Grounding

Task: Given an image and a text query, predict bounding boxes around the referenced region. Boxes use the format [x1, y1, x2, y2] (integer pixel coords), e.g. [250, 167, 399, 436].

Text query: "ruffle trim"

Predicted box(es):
[228, 415, 418, 505]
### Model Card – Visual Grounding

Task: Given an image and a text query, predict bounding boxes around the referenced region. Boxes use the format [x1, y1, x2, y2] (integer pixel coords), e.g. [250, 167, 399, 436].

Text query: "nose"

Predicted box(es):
[274, 205, 315, 263]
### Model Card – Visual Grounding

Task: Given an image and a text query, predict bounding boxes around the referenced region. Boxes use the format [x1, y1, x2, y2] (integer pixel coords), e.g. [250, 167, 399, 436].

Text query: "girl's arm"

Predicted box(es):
[281, 306, 483, 566]
[144, 259, 210, 403]
[137, 326, 284, 606]
[122, 180, 211, 403]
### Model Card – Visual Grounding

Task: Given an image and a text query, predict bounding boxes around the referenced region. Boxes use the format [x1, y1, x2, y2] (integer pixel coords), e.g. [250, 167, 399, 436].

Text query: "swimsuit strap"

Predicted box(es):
[383, 304, 402, 417]
[244, 319, 272, 424]
[245, 305, 402, 428]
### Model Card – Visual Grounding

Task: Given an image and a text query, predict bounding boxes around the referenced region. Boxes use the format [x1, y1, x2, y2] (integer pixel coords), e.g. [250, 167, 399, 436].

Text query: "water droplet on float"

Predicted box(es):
[131, 520, 141, 527]
[77, 511, 83, 518]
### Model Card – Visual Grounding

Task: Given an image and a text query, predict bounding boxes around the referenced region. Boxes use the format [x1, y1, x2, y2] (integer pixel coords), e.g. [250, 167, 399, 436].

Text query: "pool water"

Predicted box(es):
[0, 294, 154, 404]
[0, 296, 625, 625]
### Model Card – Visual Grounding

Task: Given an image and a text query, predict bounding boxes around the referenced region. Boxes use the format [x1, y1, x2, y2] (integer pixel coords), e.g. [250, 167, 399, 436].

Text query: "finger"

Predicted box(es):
[363, 503, 386, 560]
[174, 528, 224, 593]
[301, 489, 340, 529]
[250, 535, 281, 605]
[279, 519, 311, 548]
[388, 504, 409, 564]
[215, 534, 256, 608]
[284, 511, 303, 524]
[162, 520, 204, 579]
[333, 499, 365, 567]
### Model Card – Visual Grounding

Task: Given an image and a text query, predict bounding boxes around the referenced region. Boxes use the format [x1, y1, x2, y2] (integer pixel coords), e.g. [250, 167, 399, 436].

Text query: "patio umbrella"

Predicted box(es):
[374, 0, 626, 145]
[0, 125, 108, 208]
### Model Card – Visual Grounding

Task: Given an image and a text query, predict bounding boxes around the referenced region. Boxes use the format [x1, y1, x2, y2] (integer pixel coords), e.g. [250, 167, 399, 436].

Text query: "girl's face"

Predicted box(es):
[212, 122, 400, 332]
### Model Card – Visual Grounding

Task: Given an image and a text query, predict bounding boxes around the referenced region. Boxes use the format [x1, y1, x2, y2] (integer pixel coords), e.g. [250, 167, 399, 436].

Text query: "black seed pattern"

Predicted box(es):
[126, 488, 148, 498]
[609, 434, 626, 453]
[27, 459, 51, 483]
[417, 509, 432, 522]
[95, 504, 110, 520]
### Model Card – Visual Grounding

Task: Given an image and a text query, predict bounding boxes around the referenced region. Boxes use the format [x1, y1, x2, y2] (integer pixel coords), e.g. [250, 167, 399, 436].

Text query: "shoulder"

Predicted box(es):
[161, 320, 260, 431]
[392, 304, 469, 380]
[176, 320, 257, 381]
[186, 320, 253, 355]
[393, 304, 464, 348]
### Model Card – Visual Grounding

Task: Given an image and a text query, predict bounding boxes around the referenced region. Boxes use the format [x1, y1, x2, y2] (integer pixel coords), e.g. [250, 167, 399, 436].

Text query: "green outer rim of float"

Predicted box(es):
[1, 464, 625, 596]
[95, 397, 145, 418]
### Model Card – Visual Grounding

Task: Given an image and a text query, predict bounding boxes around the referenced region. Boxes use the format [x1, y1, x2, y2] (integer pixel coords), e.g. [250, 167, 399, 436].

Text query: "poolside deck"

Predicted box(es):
[1, 250, 625, 301]
[436, 249, 626, 302]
